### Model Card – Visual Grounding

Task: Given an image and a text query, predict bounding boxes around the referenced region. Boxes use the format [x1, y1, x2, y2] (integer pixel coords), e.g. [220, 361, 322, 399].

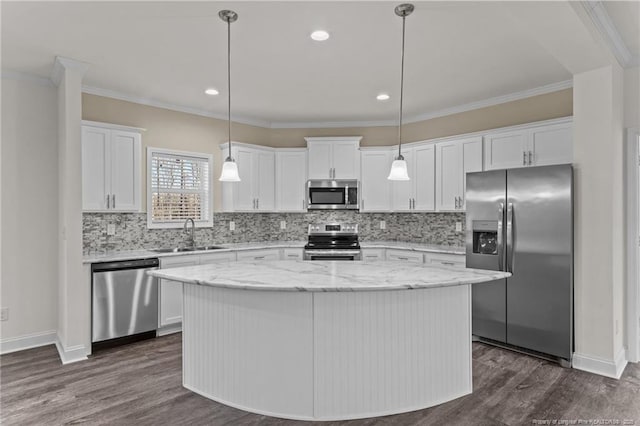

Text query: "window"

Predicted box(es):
[147, 147, 213, 228]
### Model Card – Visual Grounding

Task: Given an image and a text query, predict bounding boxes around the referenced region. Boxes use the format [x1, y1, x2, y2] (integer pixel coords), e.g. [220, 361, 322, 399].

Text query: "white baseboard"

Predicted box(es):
[55, 334, 88, 364]
[572, 348, 628, 379]
[157, 323, 182, 337]
[0, 330, 57, 355]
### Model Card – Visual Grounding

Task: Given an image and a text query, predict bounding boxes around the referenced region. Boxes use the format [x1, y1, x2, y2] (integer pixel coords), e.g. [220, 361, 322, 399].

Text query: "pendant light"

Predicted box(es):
[219, 9, 241, 182]
[387, 3, 414, 181]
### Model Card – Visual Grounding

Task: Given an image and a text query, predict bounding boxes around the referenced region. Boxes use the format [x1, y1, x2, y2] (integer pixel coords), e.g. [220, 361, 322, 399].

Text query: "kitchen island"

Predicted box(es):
[149, 260, 510, 421]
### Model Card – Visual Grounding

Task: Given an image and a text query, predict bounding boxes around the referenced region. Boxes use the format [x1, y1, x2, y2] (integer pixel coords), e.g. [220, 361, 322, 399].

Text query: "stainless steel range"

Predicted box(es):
[303, 223, 361, 260]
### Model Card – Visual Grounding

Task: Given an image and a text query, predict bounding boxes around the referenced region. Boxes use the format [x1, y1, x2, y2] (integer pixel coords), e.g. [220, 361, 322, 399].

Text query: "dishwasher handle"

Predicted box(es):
[92, 257, 159, 273]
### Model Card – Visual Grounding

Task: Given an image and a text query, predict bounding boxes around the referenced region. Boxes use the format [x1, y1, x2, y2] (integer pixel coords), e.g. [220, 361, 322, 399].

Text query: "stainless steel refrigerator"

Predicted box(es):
[465, 164, 573, 365]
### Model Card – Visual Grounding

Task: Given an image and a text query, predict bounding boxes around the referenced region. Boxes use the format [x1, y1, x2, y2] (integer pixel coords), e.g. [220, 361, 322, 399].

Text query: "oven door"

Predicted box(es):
[303, 249, 362, 261]
[307, 187, 346, 210]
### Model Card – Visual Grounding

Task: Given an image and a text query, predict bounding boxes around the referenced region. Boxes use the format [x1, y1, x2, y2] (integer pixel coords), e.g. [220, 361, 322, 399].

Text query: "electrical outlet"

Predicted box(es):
[229, 221, 235, 231]
[1, 308, 8, 321]
[455, 222, 462, 232]
[380, 220, 386, 230]
[107, 224, 116, 236]
[280, 220, 286, 230]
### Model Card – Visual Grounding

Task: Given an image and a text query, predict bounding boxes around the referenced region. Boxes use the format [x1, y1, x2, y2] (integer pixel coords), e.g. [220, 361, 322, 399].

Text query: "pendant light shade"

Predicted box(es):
[388, 3, 414, 181]
[218, 9, 241, 182]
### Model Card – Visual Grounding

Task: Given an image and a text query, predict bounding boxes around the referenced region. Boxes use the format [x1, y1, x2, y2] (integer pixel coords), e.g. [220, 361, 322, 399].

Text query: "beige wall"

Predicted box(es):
[83, 88, 572, 211]
[625, 67, 640, 129]
[1, 78, 58, 342]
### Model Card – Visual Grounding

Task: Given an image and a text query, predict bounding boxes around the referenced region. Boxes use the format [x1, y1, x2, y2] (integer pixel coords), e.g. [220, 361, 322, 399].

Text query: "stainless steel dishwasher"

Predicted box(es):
[92, 258, 159, 349]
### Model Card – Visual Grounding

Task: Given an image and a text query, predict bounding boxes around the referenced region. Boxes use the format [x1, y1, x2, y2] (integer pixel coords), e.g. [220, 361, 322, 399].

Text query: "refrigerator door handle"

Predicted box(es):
[497, 202, 504, 271]
[506, 202, 514, 272]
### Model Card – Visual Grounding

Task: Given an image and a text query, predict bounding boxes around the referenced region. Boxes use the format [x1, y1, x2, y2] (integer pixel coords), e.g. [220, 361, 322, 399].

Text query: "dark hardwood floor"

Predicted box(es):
[1, 333, 639, 425]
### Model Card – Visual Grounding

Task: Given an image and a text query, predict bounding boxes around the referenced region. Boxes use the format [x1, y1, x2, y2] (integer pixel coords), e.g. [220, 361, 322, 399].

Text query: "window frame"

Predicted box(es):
[146, 147, 213, 229]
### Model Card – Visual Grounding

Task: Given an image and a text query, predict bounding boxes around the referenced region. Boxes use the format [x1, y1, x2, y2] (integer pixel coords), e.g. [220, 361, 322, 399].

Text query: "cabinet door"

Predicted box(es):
[460, 137, 483, 209]
[386, 249, 423, 263]
[256, 151, 275, 211]
[276, 151, 307, 212]
[110, 130, 141, 212]
[332, 141, 360, 179]
[435, 141, 461, 211]
[361, 248, 385, 262]
[82, 126, 109, 211]
[282, 248, 303, 260]
[529, 123, 572, 166]
[484, 130, 528, 170]
[413, 144, 435, 211]
[391, 149, 414, 211]
[232, 147, 256, 211]
[424, 253, 465, 268]
[360, 150, 391, 211]
[307, 143, 332, 179]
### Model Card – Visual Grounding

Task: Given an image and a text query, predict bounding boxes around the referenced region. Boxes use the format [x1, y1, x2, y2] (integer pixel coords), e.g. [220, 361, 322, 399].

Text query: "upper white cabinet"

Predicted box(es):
[360, 149, 392, 211]
[391, 144, 435, 212]
[222, 144, 275, 212]
[305, 137, 361, 179]
[435, 136, 483, 211]
[484, 119, 572, 170]
[276, 149, 307, 212]
[81, 122, 141, 212]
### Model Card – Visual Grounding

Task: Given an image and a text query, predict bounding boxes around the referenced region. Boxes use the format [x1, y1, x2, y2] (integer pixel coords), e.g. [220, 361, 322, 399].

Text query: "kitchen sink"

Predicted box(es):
[151, 245, 225, 253]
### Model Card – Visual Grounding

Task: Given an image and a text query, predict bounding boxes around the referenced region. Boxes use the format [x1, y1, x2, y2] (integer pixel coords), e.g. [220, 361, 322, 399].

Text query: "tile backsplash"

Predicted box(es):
[83, 211, 465, 253]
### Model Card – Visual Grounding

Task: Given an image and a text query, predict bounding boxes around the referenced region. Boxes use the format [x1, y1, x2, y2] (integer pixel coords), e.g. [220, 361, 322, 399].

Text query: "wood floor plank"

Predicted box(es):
[1, 334, 638, 425]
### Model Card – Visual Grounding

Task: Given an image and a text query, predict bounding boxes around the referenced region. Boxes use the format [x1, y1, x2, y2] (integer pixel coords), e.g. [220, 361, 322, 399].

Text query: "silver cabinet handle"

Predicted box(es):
[497, 202, 504, 271]
[523, 151, 527, 165]
[441, 261, 455, 266]
[528, 151, 533, 165]
[398, 257, 409, 260]
[112, 194, 115, 209]
[106, 194, 110, 209]
[256, 198, 259, 209]
[413, 198, 416, 209]
[506, 202, 514, 273]
[253, 199, 256, 209]
[458, 196, 463, 209]
[454, 197, 458, 209]
[409, 198, 412, 209]
[254, 256, 265, 260]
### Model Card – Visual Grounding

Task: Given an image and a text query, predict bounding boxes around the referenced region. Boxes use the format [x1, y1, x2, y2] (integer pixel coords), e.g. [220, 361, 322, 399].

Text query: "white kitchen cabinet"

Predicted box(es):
[222, 144, 275, 212]
[282, 248, 303, 260]
[391, 144, 436, 212]
[236, 249, 280, 261]
[360, 149, 392, 211]
[158, 255, 198, 330]
[361, 248, 385, 262]
[276, 149, 307, 212]
[424, 252, 465, 268]
[305, 137, 361, 179]
[81, 123, 141, 212]
[484, 119, 572, 170]
[386, 249, 423, 263]
[435, 136, 483, 211]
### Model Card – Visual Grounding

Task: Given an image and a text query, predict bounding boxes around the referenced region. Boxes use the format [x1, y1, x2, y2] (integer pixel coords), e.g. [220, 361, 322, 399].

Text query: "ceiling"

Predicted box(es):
[1, 1, 635, 127]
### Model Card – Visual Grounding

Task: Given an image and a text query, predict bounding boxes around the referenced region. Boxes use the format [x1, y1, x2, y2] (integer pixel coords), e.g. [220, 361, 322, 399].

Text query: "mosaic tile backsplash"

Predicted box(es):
[83, 211, 465, 253]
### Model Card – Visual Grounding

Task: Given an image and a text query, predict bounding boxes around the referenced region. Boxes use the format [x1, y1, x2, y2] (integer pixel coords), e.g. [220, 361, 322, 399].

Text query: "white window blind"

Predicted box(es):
[147, 148, 212, 228]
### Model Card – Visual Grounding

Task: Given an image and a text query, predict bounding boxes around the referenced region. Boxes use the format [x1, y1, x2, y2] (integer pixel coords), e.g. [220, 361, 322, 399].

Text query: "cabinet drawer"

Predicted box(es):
[236, 249, 279, 261]
[361, 248, 385, 262]
[424, 253, 465, 268]
[199, 252, 236, 264]
[386, 249, 423, 263]
[282, 248, 303, 260]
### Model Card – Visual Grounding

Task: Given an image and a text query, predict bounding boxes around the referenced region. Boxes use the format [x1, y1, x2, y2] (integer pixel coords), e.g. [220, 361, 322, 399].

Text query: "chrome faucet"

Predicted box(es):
[184, 218, 195, 247]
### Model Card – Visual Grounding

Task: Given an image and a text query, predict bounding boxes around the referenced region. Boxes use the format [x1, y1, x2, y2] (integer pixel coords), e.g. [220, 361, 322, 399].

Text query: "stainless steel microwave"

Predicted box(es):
[306, 180, 359, 210]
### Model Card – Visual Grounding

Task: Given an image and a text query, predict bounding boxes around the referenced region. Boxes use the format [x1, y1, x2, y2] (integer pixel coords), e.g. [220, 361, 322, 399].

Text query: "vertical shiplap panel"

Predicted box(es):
[182, 285, 314, 419]
[313, 286, 471, 420]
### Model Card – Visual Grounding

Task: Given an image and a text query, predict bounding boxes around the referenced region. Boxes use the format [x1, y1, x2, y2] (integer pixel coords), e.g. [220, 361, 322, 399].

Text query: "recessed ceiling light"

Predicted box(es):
[205, 88, 219, 96]
[377, 93, 390, 101]
[310, 30, 330, 41]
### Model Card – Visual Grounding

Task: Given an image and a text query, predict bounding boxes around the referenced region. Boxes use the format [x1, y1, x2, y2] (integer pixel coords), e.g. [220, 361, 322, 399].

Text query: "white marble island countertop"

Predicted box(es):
[148, 260, 509, 292]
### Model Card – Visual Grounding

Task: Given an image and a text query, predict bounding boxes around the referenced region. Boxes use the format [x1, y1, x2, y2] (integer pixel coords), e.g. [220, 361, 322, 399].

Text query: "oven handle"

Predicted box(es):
[303, 250, 362, 255]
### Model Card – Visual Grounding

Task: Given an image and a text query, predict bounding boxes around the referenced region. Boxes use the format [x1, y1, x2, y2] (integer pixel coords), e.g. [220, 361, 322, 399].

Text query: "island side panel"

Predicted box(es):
[313, 285, 472, 420]
[182, 285, 314, 420]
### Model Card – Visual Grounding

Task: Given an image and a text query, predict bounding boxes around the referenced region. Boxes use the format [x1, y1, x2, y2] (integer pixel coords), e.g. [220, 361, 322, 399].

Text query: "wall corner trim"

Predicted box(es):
[0, 330, 57, 355]
[572, 348, 628, 379]
[51, 56, 90, 86]
[55, 334, 88, 364]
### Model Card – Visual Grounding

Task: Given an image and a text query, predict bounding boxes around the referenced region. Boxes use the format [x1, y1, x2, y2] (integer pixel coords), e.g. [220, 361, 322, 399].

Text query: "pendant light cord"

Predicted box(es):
[397, 14, 406, 160]
[226, 17, 232, 162]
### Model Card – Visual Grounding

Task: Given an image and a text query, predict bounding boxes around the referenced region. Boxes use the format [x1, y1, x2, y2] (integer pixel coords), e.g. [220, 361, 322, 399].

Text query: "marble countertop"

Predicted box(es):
[148, 260, 509, 292]
[83, 241, 464, 263]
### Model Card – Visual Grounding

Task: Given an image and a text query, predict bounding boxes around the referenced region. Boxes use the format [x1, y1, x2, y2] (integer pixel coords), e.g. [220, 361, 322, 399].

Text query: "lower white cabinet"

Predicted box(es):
[361, 248, 385, 262]
[282, 248, 303, 260]
[424, 252, 465, 268]
[386, 249, 424, 263]
[158, 256, 198, 329]
[236, 249, 280, 261]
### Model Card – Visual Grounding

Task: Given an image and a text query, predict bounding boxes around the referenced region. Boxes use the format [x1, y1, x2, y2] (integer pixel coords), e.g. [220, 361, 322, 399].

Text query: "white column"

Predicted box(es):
[51, 57, 90, 363]
[572, 64, 627, 378]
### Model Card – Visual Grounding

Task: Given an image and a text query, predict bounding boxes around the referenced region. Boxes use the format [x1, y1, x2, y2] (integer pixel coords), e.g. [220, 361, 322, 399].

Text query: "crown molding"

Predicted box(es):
[81, 85, 271, 128]
[51, 56, 90, 86]
[580, 1, 639, 68]
[1, 69, 54, 87]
